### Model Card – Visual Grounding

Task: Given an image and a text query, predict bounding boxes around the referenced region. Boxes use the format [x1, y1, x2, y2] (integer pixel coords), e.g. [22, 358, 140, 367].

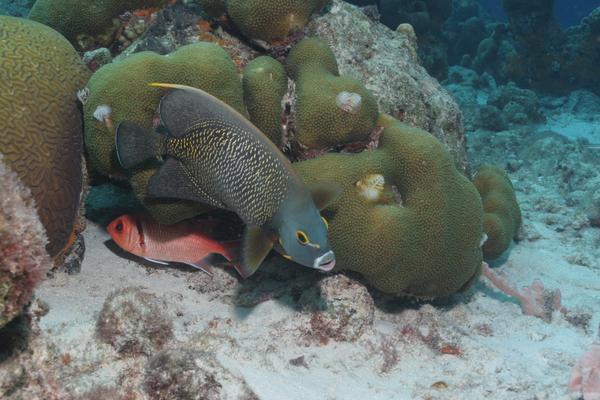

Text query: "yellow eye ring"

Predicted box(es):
[296, 230, 309, 245]
[321, 216, 329, 229]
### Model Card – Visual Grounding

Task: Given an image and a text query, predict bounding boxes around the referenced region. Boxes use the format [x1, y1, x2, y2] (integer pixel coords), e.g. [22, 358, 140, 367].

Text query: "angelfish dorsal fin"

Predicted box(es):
[239, 226, 275, 278]
[308, 182, 343, 210]
[150, 82, 247, 139]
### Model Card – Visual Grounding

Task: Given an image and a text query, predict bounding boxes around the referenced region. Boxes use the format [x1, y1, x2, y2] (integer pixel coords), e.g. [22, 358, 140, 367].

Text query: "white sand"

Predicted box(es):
[33, 209, 599, 400]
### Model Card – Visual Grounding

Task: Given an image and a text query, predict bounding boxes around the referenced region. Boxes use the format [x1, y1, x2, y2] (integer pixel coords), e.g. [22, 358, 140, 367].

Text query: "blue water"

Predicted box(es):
[480, 0, 600, 27]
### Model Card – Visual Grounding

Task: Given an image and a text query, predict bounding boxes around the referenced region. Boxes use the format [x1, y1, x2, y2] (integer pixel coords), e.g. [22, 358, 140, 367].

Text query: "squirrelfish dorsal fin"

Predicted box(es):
[308, 182, 343, 210]
[238, 226, 275, 278]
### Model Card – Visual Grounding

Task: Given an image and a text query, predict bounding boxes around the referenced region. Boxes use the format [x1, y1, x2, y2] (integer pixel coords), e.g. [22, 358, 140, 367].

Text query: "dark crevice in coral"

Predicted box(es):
[0, 314, 31, 364]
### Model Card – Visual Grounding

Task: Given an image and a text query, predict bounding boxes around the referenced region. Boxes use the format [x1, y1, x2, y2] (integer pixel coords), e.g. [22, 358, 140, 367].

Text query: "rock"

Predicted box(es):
[144, 347, 258, 400]
[0, 156, 51, 329]
[82, 47, 113, 72]
[378, 0, 451, 79]
[451, 0, 481, 22]
[498, 3, 600, 94]
[96, 287, 174, 356]
[0, 0, 33, 16]
[299, 274, 374, 343]
[487, 82, 545, 124]
[478, 105, 507, 132]
[583, 188, 600, 227]
[450, 16, 488, 63]
[308, 0, 470, 173]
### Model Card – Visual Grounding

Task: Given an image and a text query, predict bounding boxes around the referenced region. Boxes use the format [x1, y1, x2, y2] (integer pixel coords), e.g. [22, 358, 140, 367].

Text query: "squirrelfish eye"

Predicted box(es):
[321, 216, 329, 230]
[116, 221, 124, 232]
[296, 230, 309, 245]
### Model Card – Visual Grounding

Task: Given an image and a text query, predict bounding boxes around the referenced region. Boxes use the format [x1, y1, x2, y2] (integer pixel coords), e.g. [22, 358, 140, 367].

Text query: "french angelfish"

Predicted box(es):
[115, 83, 341, 277]
[107, 214, 240, 275]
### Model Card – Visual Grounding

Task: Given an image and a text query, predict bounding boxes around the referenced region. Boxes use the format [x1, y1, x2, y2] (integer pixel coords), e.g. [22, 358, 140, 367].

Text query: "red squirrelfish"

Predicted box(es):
[107, 214, 240, 275]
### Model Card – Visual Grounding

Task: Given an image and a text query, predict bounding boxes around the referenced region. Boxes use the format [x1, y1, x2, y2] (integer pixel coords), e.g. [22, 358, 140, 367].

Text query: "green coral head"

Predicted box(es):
[473, 164, 521, 260]
[286, 38, 379, 150]
[242, 56, 288, 146]
[286, 37, 339, 80]
[204, 0, 332, 42]
[295, 114, 484, 297]
[29, 0, 169, 47]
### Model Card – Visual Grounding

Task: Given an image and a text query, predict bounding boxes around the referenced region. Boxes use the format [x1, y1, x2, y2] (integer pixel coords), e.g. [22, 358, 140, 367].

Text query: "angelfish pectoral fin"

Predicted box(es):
[238, 226, 275, 278]
[115, 121, 163, 169]
[147, 158, 226, 208]
[308, 182, 343, 210]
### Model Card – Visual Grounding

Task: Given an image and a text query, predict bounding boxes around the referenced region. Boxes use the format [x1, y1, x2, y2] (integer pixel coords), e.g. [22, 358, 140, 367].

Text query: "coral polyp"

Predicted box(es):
[355, 173, 386, 203]
[336, 91, 363, 114]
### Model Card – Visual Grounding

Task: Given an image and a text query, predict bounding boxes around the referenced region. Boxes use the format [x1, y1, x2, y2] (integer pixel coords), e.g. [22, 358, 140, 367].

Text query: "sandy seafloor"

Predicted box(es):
[33, 109, 600, 399]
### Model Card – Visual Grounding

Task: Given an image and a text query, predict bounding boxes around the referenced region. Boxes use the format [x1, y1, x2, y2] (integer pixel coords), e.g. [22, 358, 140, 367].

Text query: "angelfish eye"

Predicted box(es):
[321, 216, 329, 230]
[296, 230, 309, 245]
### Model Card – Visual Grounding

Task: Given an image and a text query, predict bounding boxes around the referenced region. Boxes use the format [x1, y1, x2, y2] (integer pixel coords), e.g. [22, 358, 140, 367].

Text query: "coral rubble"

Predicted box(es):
[0, 156, 51, 329]
[96, 286, 174, 356]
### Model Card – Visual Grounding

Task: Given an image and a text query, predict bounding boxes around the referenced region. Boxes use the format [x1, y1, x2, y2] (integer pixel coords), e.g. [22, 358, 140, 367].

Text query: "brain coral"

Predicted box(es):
[0, 155, 51, 329]
[199, 0, 332, 42]
[473, 164, 521, 260]
[243, 56, 288, 146]
[84, 42, 245, 223]
[286, 38, 379, 150]
[295, 114, 483, 297]
[29, 0, 169, 48]
[0, 16, 89, 258]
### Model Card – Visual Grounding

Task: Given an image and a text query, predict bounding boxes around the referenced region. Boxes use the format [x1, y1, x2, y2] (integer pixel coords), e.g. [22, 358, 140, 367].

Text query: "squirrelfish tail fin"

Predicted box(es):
[115, 121, 165, 169]
[219, 240, 241, 263]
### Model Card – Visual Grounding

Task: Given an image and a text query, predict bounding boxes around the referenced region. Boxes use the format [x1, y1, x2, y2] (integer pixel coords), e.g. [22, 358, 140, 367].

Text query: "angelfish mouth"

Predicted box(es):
[313, 251, 336, 272]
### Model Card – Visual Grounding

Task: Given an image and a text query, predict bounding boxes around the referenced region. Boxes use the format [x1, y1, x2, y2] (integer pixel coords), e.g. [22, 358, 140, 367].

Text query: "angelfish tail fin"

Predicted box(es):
[115, 121, 165, 169]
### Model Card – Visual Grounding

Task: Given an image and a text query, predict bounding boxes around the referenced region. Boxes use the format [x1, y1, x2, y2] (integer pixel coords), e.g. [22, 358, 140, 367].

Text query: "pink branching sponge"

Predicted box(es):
[0, 155, 51, 328]
[569, 340, 600, 400]
[481, 262, 565, 321]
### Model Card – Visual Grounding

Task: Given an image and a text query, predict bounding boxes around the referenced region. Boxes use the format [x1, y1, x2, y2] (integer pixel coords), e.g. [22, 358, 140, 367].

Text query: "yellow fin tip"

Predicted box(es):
[148, 82, 183, 89]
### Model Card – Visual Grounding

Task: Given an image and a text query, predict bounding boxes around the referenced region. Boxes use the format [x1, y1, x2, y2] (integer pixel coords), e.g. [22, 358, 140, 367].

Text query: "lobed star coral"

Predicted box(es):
[473, 164, 521, 260]
[295, 114, 483, 297]
[242, 56, 288, 146]
[198, 0, 332, 42]
[286, 38, 379, 150]
[29, 0, 170, 49]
